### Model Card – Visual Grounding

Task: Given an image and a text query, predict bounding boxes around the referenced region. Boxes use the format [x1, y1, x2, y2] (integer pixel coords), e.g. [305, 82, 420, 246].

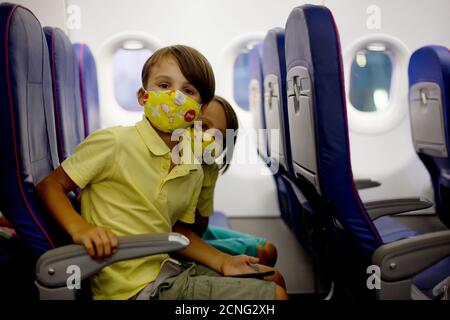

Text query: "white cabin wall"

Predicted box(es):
[325, 0, 450, 204]
[64, 0, 320, 65]
[325, 0, 450, 51]
[8, 0, 67, 31]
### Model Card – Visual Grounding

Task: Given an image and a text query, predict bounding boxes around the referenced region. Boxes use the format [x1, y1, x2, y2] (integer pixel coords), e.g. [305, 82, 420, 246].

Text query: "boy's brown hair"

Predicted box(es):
[139, 45, 215, 104]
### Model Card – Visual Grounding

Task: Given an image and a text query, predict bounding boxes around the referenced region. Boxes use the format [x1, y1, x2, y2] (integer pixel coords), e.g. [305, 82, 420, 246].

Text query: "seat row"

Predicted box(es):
[0, 2, 189, 299]
[248, 4, 450, 299]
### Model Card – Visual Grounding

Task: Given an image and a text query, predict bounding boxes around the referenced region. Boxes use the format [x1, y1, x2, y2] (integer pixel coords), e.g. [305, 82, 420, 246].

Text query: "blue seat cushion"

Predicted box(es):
[208, 211, 231, 229]
[373, 216, 420, 243]
[412, 256, 450, 299]
[374, 215, 450, 299]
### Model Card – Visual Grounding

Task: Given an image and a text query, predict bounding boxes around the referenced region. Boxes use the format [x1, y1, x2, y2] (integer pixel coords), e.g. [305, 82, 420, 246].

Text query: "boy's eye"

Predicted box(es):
[184, 88, 195, 96]
[159, 83, 170, 89]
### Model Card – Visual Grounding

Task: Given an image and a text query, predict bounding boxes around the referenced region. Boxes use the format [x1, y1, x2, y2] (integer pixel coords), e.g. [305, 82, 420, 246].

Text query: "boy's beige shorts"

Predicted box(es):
[134, 260, 276, 300]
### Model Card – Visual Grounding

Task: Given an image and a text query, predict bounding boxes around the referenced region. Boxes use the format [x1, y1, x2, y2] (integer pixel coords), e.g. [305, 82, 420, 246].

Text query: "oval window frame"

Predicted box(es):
[218, 33, 265, 123]
[96, 31, 164, 128]
[344, 34, 410, 135]
[233, 50, 252, 111]
[112, 47, 154, 112]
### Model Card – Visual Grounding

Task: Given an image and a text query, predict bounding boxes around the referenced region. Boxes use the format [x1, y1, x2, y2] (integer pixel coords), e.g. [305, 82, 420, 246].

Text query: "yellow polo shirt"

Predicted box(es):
[61, 116, 203, 300]
[197, 164, 219, 217]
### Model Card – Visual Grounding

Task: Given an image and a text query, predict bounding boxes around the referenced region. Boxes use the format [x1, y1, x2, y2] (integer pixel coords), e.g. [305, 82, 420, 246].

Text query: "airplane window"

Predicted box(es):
[233, 51, 250, 110]
[349, 46, 392, 112]
[112, 47, 153, 111]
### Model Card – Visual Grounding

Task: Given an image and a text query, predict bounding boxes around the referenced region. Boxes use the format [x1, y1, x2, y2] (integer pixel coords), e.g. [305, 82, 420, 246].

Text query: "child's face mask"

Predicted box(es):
[143, 89, 201, 133]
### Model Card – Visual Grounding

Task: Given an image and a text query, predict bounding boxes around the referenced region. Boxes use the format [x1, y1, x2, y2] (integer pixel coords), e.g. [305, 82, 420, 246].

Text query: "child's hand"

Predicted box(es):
[219, 255, 260, 276]
[70, 222, 118, 260]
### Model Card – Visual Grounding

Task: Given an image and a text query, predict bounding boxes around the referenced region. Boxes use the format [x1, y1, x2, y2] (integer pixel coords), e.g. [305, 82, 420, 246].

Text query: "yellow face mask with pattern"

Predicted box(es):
[143, 89, 201, 133]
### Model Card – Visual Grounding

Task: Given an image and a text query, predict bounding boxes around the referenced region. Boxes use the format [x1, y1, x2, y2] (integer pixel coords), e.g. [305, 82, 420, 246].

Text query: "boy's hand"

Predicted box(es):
[220, 255, 260, 276]
[70, 223, 118, 260]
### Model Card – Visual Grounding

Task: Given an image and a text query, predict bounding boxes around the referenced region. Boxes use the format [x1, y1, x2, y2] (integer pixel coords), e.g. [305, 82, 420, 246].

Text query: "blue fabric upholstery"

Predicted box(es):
[374, 215, 450, 298]
[413, 256, 450, 299]
[409, 46, 450, 226]
[208, 211, 231, 229]
[274, 175, 314, 251]
[249, 43, 268, 161]
[73, 43, 100, 136]
[285, 5, 383, 259]
[373, 216, 420, 243]
[0, 3, 69, 259]
[44, 27, 84, 161]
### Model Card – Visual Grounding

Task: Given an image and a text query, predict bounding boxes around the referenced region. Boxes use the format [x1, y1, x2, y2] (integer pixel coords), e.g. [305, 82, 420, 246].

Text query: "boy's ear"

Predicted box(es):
[137, 88, 146, 107]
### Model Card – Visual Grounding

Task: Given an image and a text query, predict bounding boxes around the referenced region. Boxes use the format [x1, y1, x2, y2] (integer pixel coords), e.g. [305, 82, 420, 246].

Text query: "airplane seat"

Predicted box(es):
[408, 45, 450, 227]
[261, 28, 311, 249]
[43, 27, 85, 161]
[73, 43, 101, 136]
[0, 3, 70, 261]
[43, 27, 85, 212]
[262, 28, 292, 175]
[285, 4, 450, 299]
[0, 3, 65, 299]
[249, 43, 292, 226]
[0, 3, 189, 300]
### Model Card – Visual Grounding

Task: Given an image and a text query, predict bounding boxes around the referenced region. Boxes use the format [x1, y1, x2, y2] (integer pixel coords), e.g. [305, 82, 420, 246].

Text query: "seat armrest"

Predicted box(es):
[372, 230, 450, 282]
[36, 232, 189, 288]
[355, 179, 381, 190]
[365, 198, 433, 220]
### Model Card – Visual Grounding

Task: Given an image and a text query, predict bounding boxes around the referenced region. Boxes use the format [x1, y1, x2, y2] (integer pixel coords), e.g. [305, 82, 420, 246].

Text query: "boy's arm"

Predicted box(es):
[173, 222, 259, 276]
[186, 210, 209, 237]
[36, 166, 118, 260]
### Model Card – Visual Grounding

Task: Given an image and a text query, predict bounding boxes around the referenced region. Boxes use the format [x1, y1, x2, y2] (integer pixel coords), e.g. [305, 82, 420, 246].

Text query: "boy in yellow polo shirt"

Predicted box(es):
[37, 45, 288, 300]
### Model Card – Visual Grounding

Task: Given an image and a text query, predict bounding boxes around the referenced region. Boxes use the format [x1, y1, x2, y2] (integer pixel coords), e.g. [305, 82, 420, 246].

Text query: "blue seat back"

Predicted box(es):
[0, 3, 69, 259]
[285, 5, 383, 259]
[44, 27, 84, 161]
[73, 43, 100, 136]
[262, 28, 292, 175]
[408, 45, 450, 227]
[248, 43, 268, 161]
